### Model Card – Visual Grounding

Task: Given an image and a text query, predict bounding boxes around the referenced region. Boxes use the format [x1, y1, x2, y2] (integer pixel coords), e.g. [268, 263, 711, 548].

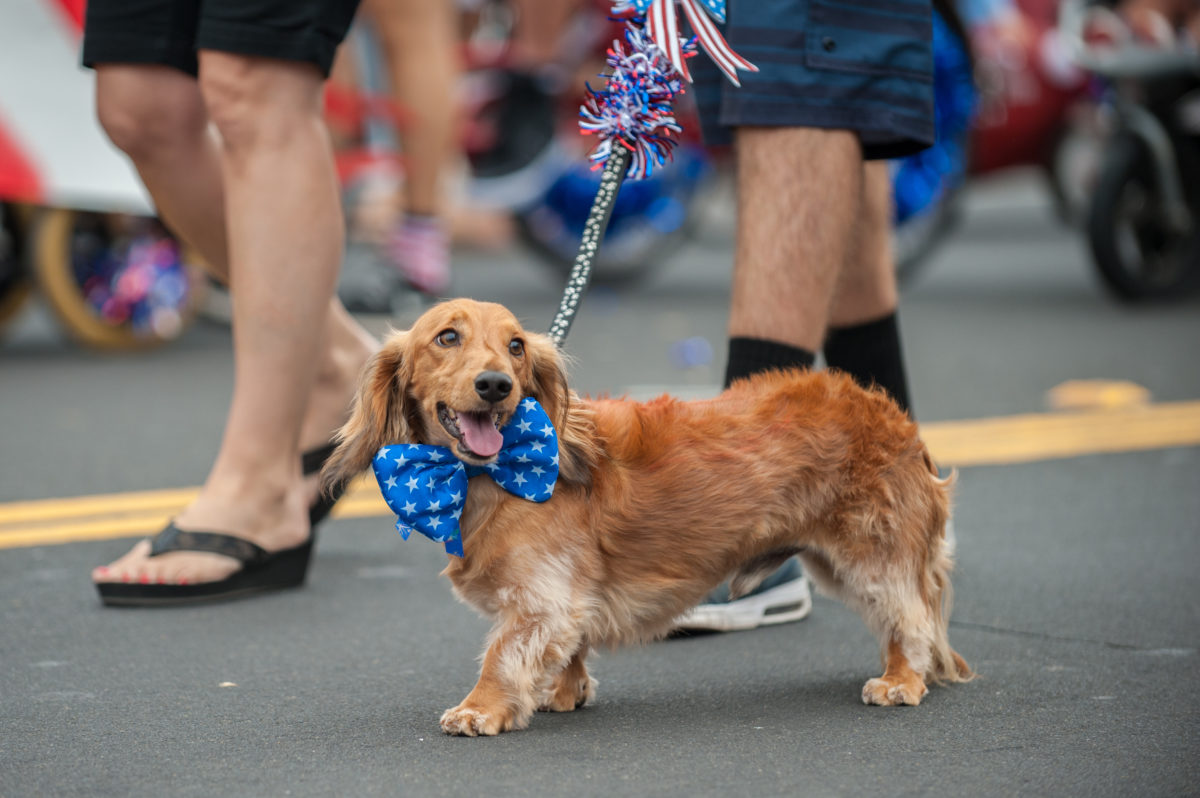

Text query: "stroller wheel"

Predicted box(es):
[0, 203, 33, 332]
[1087, 133, 1200, 301]
[27, 208, 207, 349]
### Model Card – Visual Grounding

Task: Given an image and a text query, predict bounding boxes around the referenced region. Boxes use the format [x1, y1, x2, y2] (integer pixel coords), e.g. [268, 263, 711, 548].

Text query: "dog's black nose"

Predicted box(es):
[475, 371, 512, 403]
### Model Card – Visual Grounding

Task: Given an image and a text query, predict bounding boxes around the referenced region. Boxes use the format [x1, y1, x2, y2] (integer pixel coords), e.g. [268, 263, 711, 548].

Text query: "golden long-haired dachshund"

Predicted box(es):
[324, 298, 972, 736]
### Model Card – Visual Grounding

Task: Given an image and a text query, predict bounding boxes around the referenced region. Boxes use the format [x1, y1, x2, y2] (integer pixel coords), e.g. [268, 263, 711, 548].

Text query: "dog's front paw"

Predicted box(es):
[539, 673, 596, 712]
[861, 676, 928, 707]
[440, 703, 516, 736]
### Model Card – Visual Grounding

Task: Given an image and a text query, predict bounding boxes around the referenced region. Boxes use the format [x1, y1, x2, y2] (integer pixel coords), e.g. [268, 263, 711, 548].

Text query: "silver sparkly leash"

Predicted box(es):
[546, 147, 631, 347]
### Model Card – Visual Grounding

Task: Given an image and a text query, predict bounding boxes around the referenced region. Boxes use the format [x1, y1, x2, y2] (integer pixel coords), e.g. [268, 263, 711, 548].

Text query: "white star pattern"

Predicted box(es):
[377, 447, 390, 460]
[385, 476, 398, 489]
[512, 472, 527, 486]
[406, 475, 420, 492]
[517, 419, 533, 433]
[402, 501, 417, 514]
[541, 424, 554, 437]
[530, 441, 545, 453]
[393, 453, 409, 467]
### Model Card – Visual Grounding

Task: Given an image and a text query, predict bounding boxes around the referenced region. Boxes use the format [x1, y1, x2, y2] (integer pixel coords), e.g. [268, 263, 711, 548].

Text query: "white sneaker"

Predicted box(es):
[675, 560, 812, 632]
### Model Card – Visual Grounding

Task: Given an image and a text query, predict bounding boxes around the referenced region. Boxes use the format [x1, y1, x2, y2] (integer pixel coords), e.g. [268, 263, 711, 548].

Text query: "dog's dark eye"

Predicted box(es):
[436, 329, 459, 347]
[509, 339, 524, 357]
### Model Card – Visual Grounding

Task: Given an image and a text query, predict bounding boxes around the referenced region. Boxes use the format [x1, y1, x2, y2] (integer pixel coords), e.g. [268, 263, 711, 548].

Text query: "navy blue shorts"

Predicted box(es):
[690, 0, 935, 160]
[82, 0, 361, 78]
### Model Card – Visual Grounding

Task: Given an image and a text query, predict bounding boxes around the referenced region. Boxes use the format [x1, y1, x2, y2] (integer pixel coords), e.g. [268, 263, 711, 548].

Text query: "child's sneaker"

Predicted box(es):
[384, 214, 451, 296]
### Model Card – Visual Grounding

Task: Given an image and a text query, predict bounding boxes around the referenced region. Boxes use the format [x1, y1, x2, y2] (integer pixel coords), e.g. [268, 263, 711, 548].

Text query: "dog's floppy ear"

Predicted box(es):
[523, 331, 597, 485]
[523, 331, 571, 431]
[322, 333, 413, 492]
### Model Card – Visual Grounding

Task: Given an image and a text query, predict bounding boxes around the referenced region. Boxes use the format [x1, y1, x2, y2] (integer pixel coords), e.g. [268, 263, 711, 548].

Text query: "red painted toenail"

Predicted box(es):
[122, 574, 132, 583]
[96, 566, 109, 574]
[139, 575, 151, 584]
[178, 579, 189, 586]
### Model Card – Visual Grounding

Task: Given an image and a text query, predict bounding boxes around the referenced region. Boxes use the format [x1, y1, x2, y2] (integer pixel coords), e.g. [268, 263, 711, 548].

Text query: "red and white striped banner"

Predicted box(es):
[642, 0, 756, 86]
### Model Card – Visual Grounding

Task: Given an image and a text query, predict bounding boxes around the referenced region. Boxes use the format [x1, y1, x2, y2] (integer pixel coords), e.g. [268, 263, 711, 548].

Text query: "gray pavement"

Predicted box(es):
[2, 173, 1199, 797]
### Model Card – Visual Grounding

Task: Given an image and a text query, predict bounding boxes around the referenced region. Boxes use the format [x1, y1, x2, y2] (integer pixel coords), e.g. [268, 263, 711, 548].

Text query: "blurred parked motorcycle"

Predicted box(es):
[1061, 0, 1200, 300]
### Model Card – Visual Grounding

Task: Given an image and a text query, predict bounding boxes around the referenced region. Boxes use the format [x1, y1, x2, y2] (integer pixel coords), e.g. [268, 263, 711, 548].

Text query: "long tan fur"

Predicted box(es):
[324, 299, 972, 736]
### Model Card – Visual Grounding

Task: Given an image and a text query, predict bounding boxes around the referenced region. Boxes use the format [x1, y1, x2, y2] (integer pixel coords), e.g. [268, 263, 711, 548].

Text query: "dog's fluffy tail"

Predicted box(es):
[925, 466, 974, 685]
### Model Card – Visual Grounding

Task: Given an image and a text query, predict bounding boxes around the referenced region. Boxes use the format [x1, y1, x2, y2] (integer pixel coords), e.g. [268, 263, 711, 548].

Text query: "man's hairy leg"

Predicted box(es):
[728, 126, 863, 353]
[830, 161, 898, 327]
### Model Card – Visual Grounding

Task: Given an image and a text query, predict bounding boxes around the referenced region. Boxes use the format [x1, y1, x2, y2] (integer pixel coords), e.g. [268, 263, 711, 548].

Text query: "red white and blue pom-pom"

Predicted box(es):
[579, 17, 695, 180]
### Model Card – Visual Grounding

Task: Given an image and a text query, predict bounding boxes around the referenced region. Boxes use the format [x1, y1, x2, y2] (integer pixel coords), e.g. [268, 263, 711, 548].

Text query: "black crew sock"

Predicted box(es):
[822, 312, 912, 415]
[724, 337, 817, 389]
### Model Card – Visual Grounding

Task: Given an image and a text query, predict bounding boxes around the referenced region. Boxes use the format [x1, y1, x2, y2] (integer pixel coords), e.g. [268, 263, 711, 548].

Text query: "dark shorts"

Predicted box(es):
[82, 0, 361, 78]
[690, 0, 935, 160]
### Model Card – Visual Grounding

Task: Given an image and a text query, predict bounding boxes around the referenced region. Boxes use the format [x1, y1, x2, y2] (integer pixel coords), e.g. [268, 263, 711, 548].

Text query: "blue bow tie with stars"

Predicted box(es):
[373, 397, 559, 557]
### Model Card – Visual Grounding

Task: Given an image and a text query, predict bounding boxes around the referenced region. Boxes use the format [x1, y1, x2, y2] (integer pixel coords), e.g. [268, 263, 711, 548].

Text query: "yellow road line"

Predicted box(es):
[1, 401, 1198, 550]
[0, 476, 380, 526]
[0, 476, 388, 551]
[920, 400, 1200, 467]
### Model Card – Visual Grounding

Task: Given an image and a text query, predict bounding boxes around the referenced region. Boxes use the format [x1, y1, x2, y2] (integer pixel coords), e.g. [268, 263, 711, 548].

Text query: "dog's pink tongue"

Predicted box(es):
[460, 411, 503, 458]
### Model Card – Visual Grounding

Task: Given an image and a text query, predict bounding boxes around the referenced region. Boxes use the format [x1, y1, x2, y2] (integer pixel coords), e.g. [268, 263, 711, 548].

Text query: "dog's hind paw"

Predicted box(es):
[440, 704, 514, 736]
[861, 676, 928, 707]
[539, 674, 596, 712]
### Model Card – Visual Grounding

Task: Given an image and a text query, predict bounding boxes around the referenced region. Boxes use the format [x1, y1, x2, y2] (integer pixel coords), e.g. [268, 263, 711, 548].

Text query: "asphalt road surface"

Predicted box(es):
[2, 173, 1198, 797]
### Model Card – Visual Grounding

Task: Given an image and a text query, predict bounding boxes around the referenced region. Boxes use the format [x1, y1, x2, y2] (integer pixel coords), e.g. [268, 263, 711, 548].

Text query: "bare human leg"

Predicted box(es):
[829, 161, 898, 327]
[91, 59, 375, 588]
[727, 126, 863, 353]
[364, 0, 459, 218]
[824, 160, 912, 413]
[693, 126, 864, 626]
[92, 64, 376, 456]
[363, 0, 459, 293]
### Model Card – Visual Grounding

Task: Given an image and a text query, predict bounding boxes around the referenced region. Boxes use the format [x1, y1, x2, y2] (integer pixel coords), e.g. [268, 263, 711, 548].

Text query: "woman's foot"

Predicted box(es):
[92, 475, 313, 589]
[92, 311, 377, 591]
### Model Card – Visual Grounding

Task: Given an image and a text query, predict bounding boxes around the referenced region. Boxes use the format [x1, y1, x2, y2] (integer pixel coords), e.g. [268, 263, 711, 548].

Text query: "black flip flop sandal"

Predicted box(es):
[95, 442, 349, 607]
[96, 522, 314, 607]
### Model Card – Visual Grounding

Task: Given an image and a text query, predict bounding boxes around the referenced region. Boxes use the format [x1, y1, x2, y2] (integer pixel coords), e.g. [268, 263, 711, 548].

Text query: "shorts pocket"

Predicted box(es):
[804, 0, 933, 83]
